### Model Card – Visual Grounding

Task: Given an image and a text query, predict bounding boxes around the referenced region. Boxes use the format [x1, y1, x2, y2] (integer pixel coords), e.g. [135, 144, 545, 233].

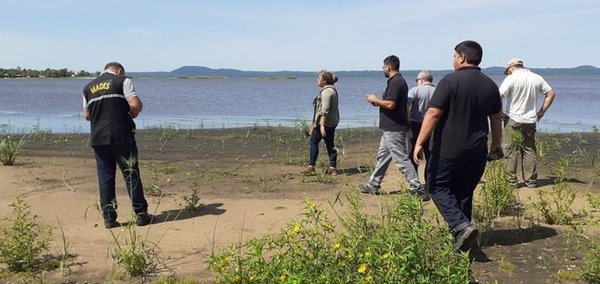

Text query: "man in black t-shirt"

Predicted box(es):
[413, 41, 503, 252]
[83, 62, 151, 229]
[359, 55, 426, 198]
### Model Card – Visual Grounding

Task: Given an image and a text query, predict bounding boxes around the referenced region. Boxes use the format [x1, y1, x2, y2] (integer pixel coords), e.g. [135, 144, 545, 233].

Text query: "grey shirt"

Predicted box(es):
[407, 83, 435, 123]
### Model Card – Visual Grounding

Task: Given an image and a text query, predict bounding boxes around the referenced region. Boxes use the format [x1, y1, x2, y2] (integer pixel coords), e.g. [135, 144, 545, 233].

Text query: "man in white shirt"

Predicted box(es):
[499, 58, 556, 188]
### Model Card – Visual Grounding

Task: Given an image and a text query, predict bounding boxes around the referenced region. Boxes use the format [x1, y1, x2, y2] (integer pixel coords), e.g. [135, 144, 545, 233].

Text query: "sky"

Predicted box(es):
[1, 0, 599, 73]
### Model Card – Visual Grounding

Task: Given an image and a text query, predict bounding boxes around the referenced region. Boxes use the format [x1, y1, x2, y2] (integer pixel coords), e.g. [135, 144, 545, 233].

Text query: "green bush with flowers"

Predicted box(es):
[209, 191, 471, 283]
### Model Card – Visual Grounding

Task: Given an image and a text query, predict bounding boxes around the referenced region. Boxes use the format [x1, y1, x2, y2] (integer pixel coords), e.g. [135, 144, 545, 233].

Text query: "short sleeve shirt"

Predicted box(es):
[429, 66, 502, 159]
[379, 74, 409, 131]
[499, 68, 552, 124]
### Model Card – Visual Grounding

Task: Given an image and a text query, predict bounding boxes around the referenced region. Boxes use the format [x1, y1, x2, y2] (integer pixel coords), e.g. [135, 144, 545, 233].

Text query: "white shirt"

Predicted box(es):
[499, 68, 552, 124]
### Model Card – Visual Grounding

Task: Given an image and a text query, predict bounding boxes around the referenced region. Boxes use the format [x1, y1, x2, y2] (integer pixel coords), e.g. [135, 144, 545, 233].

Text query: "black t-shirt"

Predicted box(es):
[379, 74, 409, 131]
[83, 72, 136, 147]
[428, 66, 502, 159]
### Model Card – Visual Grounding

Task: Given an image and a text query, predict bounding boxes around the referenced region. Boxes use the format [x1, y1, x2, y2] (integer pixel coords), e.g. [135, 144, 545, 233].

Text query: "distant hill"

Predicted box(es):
[128, 65, 600, 78]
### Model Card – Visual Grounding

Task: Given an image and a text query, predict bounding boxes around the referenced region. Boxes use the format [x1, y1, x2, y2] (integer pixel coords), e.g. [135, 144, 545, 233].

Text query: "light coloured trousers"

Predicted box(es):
[503, 118, 537, 186]
[368, 130, 422, 192]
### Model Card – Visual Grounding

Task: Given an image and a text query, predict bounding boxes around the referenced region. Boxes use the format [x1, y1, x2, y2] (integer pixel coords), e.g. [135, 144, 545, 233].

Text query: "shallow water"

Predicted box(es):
[1, 74, 599, 133]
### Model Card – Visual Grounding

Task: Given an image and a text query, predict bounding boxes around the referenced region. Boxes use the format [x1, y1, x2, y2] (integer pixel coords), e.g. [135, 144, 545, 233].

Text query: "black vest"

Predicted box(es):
[83, 72, 136, 146]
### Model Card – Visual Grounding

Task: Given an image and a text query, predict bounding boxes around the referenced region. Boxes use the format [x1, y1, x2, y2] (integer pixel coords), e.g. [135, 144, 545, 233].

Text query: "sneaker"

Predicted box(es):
[410, 184, 430, 201]
[454, 225, 479, 252]
[136, 213, 153, 227]
[104, 220, 120, 229]
[359, 184, 380, 195]
[410, 189, 430, 201]
[329, 168, 338, 176]
[300, 166, 315, 175]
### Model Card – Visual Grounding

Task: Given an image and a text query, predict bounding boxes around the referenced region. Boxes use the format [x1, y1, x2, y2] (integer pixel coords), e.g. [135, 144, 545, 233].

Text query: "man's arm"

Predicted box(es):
[413, 107, 443, 164]
[128, 96, 143, 118]
[489, 112, 503, 152]
[365, 94, 396, 110]
[536, 90, 556, 121]
[83, 107, 90, 121]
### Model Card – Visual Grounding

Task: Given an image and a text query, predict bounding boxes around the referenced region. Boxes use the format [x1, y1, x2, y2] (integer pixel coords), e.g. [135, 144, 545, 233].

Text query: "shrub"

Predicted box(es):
[109, 220, 161, 279]
[581, 240, 600, 283]
[209, 192, 471, 283]
[0, 195, 53, 272]
[0, 135, 26, 166]
[532, 156, 576, 225]
[474, 160, 517, 228]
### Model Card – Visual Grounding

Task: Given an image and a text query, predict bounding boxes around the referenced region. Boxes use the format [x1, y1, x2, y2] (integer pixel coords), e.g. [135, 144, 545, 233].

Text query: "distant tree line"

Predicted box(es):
[0, 67, 94, 78]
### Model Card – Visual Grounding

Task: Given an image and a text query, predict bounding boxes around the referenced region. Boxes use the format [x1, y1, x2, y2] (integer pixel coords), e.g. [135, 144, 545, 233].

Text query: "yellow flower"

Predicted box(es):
[364, 251, 371, 257]
[358, 263, 367, 273]
[279, 274, 286, 281]
[294, 224, 301, 232]
[334, 242, 341, 249]
[383, 252, 390, 259]
[249, 275, 256, 281]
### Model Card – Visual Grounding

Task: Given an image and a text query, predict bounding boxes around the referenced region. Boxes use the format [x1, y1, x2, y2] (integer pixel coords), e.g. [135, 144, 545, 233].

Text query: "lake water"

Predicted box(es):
[1, 74, 599, 134]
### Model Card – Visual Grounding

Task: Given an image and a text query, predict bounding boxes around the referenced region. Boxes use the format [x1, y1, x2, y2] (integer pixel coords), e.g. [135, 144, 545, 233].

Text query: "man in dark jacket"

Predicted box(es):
[83, 62, 151, 229]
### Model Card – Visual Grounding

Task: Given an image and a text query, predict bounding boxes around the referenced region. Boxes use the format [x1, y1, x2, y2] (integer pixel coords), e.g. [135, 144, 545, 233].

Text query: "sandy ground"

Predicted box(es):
[0, 128, 599, 283]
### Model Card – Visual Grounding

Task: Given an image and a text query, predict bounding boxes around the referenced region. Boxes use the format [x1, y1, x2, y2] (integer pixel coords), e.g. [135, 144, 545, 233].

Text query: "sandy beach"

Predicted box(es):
[1, 127, 599, 283]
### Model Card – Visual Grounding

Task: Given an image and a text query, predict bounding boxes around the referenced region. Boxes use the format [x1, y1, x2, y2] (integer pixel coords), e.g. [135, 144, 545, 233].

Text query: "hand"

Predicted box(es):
[487, 147, 504, 161]
[308, 124, 316, 136]
[365, 94, 378, 106]
[536, 110, 545, 122]
[320, 125, 326, 137]
[413, 145, 423, 166]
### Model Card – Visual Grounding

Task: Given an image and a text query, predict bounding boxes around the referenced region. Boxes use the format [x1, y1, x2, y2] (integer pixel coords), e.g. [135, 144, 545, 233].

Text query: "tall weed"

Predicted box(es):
[0, 135, 27, 166]
[474, 160, 518, 228]
[0, 195, 52, 272]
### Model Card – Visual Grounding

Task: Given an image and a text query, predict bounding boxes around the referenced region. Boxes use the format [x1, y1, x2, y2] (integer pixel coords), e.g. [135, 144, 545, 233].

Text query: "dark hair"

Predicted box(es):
[454, 40, 482, 66]
[320, 70, 338, 85]
[104, 62, 125, 71]
[383, 55, 400, 71]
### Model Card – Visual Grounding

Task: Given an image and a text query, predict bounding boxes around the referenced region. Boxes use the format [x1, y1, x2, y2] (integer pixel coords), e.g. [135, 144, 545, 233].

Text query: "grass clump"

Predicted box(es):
[209, 192, 471, 283]
[474, 160, 517, 228]
[0, 136, 26, 166]
[532, 156, 576, 225]
[109, 219, 161, 280]
[0, 195, 53, 273]
[581, 240, 600, 283]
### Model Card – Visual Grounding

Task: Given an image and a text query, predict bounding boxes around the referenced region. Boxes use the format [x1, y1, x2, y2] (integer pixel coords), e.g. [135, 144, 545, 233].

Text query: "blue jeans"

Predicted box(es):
[93, 142, 148, 222]
[426, 147, 487, 234]
[367, 130, 421, 192]
[309, 126, 337, 168]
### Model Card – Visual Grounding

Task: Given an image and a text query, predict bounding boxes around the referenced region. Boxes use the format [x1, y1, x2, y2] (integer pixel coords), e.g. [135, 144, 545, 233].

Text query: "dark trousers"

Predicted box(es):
[409, 122, 430, 176]
[93, 142, 148, 222]
[426, 147, 487, 234]
[309, 126, 337, 168]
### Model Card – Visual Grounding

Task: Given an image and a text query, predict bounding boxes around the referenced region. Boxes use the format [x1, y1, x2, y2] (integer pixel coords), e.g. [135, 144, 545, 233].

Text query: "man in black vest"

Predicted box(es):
[83, 62, 151, 229]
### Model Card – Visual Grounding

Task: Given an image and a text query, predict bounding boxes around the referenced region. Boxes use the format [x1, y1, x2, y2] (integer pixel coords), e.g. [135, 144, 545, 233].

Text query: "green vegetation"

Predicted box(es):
[109, 219, 161, 279]
[0, 195, 53, 273]
[532, 156, 577, 225]
[209, 193, 471, 283]
[0, 136, 26, 166]
[0, 67, 92, 78]
[473, 160, 518, 229]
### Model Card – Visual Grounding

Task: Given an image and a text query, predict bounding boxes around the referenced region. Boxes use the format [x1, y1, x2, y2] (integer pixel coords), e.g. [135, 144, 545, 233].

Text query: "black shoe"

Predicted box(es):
[359, 184, 380, 195]
[136, 213, 153, 226]
[454, 225, 479, 252]
[104, 220, 121, 229]
[411, 190, 430, 202]
[410, 184, 430, 201]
